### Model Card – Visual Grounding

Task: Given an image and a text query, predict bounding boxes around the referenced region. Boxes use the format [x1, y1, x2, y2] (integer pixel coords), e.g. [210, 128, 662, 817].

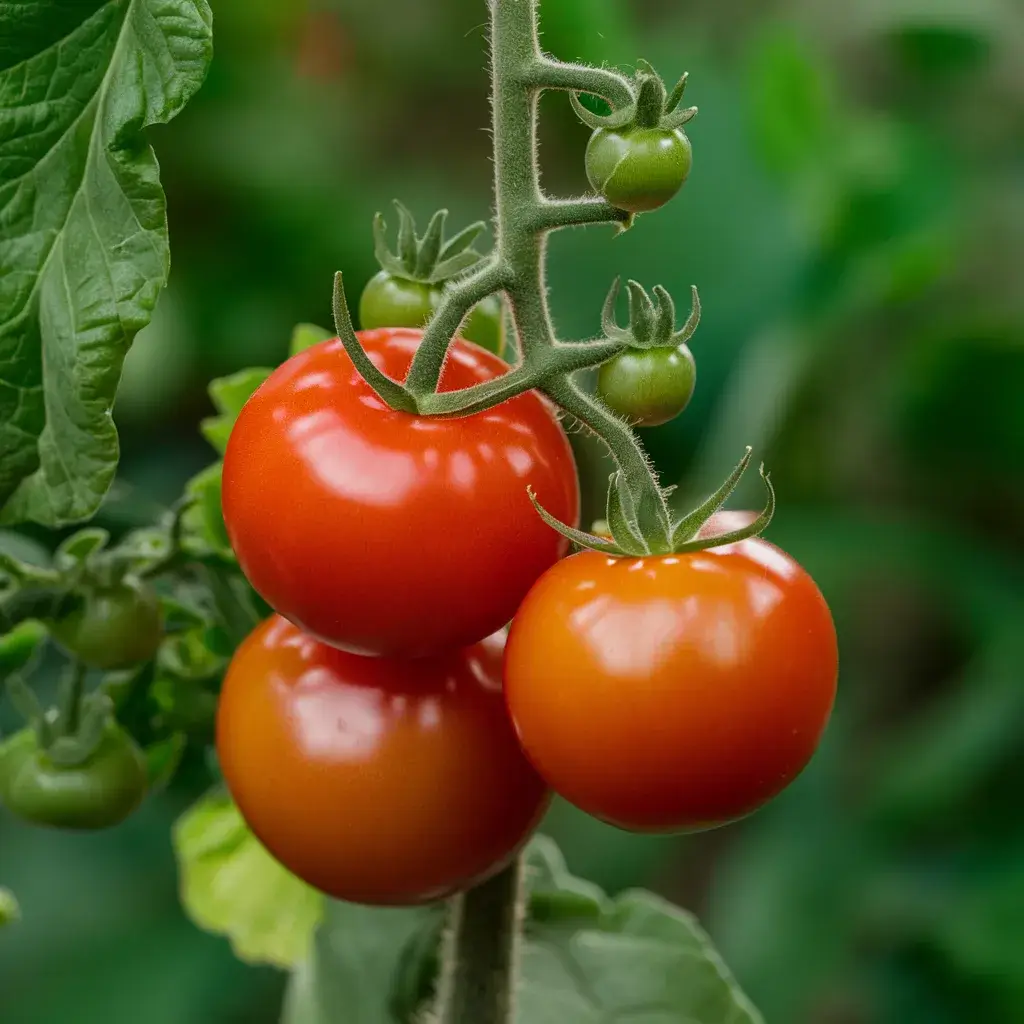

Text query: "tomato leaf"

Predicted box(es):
[281, 901, 444, 1024]
[200, 368, 273, 455]
[289, 323, 334, 358]
[0, 0, 213, 527]
[181, 464, 233, 562]
[281, 835, 763, 1024]
[0, 887, 19, 928]
[519, 838, 764, 1024]
[173, 791, 324, 970]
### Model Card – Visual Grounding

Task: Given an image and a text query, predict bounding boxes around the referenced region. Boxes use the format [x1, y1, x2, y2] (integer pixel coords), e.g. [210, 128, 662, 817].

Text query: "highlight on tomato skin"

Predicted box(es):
[216, 615, 551, 906]
[221, 328, 580, 660]
[503, 537, 838, 834]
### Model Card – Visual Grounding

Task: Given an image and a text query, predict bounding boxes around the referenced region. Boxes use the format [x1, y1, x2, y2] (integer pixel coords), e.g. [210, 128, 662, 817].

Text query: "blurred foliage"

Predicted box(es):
[2, 0, 1024, 1021]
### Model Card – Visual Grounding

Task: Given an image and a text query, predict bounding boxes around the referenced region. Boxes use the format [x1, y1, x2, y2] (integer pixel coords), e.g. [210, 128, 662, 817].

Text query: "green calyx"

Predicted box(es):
[602, 279, 701, 351]
[373, 201, 488, 286]
[530, 447, 775, 558]
[570, 61, 697, 134]
[5, 663, 114, 768]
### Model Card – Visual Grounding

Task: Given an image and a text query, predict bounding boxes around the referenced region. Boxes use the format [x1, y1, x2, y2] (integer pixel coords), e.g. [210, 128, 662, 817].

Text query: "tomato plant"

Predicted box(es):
[504, 540, 838, 832]
[0, 722, 148, 830]
[221, 328, 579, 658]
[217, 615, 549, 905]
[0, 0, 836, 1018]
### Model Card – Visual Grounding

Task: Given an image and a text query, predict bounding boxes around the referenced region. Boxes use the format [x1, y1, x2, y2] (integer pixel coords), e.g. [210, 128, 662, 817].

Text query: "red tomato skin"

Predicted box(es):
[504, 540, 838, 833]
[217, 616, 550, 905]
[221, 329, 579, 658]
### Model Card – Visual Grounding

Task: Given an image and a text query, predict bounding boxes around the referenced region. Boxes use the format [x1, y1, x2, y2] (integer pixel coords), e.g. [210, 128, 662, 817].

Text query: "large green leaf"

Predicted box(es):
[0, 0, 212, 526]
[282, 836, 762, 1024]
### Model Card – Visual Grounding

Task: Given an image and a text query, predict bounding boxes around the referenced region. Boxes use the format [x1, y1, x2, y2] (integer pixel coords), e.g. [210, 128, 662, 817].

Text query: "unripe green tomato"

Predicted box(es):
[597, 345, 696, 427]
[50, 577, 163, 670]
[0, 724, 148, 830]
[586, 127, 693, 213]
[359, 272, 435, 333]
[359, 272, 505, 357]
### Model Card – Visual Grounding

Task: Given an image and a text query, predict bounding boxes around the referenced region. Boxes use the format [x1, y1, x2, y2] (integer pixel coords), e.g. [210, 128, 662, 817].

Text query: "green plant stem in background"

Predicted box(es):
[433, 858, 524, 1024]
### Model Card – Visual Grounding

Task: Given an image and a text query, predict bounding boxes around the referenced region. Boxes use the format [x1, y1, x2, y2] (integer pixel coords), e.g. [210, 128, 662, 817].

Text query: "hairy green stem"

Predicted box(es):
[404, 260, 507, 396]
[433, 858, 525, 1024]
[522, 56, 635, 108]
[544, 378, 673, 549]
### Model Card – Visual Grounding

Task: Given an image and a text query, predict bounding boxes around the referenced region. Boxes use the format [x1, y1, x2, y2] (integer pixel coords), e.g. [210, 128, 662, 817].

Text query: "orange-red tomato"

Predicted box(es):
[504, 539, 838, 833]
[217, 616, 549, 905]
[221, 329, 579, 658]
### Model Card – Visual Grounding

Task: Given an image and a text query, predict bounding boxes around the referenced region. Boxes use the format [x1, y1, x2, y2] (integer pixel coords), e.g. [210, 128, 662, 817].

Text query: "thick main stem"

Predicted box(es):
[433, 858, 525, 1024]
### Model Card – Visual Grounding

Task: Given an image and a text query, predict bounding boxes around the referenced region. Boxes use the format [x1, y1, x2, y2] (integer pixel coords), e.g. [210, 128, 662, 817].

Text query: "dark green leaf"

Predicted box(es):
[0, 0, 213, 526]
[145, 732, 187, 793]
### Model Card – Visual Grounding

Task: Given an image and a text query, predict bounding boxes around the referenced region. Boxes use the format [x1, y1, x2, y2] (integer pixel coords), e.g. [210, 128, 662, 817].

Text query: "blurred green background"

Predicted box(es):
[3, 0, 1024, 1021]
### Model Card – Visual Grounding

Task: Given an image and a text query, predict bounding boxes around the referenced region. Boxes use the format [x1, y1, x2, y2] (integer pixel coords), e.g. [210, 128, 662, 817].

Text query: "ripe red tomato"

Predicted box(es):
[504, 539, 838, 833]
[217, 616, 550, 905]
[221, 328, 579, 658]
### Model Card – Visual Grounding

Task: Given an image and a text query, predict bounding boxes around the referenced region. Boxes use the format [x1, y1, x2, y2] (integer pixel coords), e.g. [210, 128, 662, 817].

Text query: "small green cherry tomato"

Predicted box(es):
[50, 577, 163, 670]
[586, 127, 693, 213]
[359, 272, 505, 357]
[359, 272, 435, 334]
[597, 345, 696, 427]
[0, 724, 148, 830]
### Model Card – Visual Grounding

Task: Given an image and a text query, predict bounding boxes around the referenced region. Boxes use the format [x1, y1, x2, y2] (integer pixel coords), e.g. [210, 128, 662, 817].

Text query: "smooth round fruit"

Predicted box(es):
[217, 615, 550, 905]
[597, 345, 696, 427]
[222, 328, 578, 658]
[504, 541, 838, 833]
[0, 724, 148, 830]
[586, 126, 693, 213]
[360, 272, 505, 357]
[49, 577, 163, 670]
[359, 272, 435, 335]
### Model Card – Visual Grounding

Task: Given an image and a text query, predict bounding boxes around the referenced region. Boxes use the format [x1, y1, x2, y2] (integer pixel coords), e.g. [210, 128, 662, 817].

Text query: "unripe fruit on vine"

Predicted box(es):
[586, 127, 692, 213]
[597, 344, 696, 427]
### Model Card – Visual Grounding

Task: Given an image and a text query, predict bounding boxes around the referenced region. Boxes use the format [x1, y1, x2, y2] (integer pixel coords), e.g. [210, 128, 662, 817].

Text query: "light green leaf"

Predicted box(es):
[174, 791, 324, 970]
[0, 887, 19, 927]
[200, 368, 273, 454]
[181, 463, 233, 561]
[0, 0, 213, 527]
[289, 323, 333, 358]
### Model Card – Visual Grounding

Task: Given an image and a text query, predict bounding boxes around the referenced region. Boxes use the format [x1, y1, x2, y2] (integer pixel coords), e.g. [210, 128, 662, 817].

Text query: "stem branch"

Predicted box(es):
[404, 261, 507, 396]
[523, 57, 635, 109]
[544, 379, 673, 549]
[433, 858, 525, 1024]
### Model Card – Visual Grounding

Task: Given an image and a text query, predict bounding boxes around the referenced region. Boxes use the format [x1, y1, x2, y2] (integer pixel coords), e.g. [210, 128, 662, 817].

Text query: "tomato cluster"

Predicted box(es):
[219, 326, 838, 905]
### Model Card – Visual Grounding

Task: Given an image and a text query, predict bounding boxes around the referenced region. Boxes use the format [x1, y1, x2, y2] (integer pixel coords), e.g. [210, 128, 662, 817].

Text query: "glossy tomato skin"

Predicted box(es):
[217, 616, 550, 905]
[596, 344, 696, 428]
[504, 541, 838, 833]
[586, 127, 693, 213]
[221, 329, 578, 658]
